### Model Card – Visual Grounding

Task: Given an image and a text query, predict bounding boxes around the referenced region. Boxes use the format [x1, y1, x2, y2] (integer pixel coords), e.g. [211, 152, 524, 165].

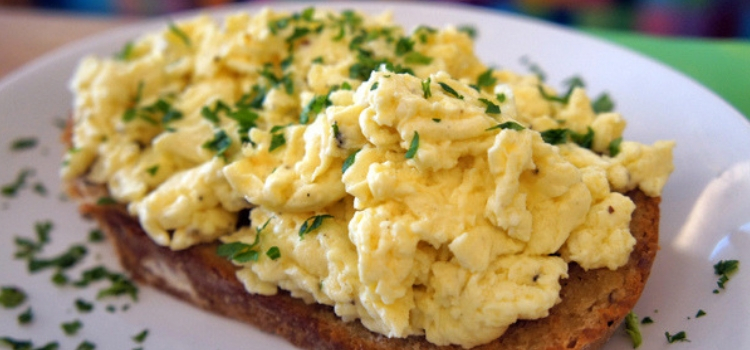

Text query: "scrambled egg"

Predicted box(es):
[63, 8, 675, 348]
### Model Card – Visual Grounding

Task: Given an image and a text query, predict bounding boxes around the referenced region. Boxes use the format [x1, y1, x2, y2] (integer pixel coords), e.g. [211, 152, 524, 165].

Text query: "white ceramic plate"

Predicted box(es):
[1, 2, 748, 349]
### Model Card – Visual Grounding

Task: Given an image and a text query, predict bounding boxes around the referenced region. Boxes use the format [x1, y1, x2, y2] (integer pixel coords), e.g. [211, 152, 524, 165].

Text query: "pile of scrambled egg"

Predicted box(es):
[63, 8, 674, 348]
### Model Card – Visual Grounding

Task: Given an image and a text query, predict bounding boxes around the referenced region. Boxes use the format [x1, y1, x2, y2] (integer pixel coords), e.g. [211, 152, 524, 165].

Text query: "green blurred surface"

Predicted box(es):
[587, 28, 750, 121]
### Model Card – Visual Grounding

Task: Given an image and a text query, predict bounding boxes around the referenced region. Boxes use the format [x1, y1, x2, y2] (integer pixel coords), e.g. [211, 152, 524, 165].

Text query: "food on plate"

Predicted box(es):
[62, 7, 674, 349]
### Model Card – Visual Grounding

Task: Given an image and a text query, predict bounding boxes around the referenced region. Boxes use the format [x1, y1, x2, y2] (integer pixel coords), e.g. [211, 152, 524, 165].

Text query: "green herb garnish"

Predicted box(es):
[2, 168, 33, 198]
[269, 131, 286, 152]
[593, 92, 614, 113]
[300, 94, 332, 124]
[0, 337, 33, 350]
[405, 131, 419, 159]
[625, 312, 642, 348]
[27, 245, 87, 273]
[299, 215, 333, 239]
[75, 299, 94, 313]
[395, 37, 414, 56]
[696, 309, 706, 318]
[203, 129, 232, 160]
[609, 137, 623, 157]
[665, 331, 689, 343]
[478, 98, 501, 114]
[421, 78, 432, 98]
[86, 228, 103, 243]
[713, 259, 739, 292]
[115, 41, 134, 61]
[438, 82, 463, 99]
[404, 52, 432, 65]
[17, 307, 33, 325]
[569, 127, 595, 149]
[132, 329, 149, 343]
[641, 316, 654, 324]
[10, 137, 38, 151]
[457, 25, 477, 39]
[486, 121, 525, 131]
[168, 22, 191, 47]
[342, 149, 360, 173]
[76, 341, 96, 350]
[33, 183, 47, 196]
[540, 128, 569, 145]
[266, 246, 281, 260]
[475, 69, 497, 90]
[0, 286, 26, 309]
[145, 165, 159, 176]
[61, 319, 83, 336]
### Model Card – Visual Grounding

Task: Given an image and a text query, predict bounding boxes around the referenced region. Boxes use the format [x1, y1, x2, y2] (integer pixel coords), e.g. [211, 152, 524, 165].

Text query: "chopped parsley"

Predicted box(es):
[405, 131, 419, 159]
[216, 219, 269, 263]
[27, 245, 87, 273]
[132, 329, 149, 343]
[145, 165, 159, 176]
[168, 21, 191, 47]
[0, 286, 26, 308]
[593, 92, 615, 113]
[76, 341, 96, 350]
[569, 127, 595, 149]
[33, 183, 47, 196]
[475, 69, 497, 91]
[216, 241, 259, 263]
[237, 85, 267, 110]
[438, 82, 463, 99]
[713, 259, 739, 293]
[370, 82, 379, 91]
[259, 64, 294, 95]
[114, 41, 135, 61]
[10, 137, 38, 151]
[301, 94, 332, 124]
[538, 76, 585, 105]
[540, 128, 569, 145]
[266, 246, 281, 260]
[17, 307, 33, 325]
[75, 299, 94, 313]
[342, 149, 360, 173]
[2, 168, 34, 198]
[395, 37, 414, 56]
[641, 316, 654, 324]
[457, 25, 477, 39]
[299, 215, 333, 239]
[0, 337, 57, 350]
[624, 312, 642, 349]
[203, 129, 232, 160]
[421, 78, 432, 98]
[609, 137, 623, 157]
[269, 130, 286, 152]
[71, 266, 139, 301]
[695, 309, 706, 318]
[496, 93, 507, 103]
[478, 98, 501, 114]
[404, 52, 432, 65]
[61, 319, 83, 336]
[486, 121, 525, 131]
[14, 220, 52, 259]
[664, 331, 690, 343]
[349, 50, 413, 81]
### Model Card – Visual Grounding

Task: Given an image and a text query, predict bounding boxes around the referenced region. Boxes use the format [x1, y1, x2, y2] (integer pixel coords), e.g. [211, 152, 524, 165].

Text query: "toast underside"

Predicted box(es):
[65, 175, 659, 350]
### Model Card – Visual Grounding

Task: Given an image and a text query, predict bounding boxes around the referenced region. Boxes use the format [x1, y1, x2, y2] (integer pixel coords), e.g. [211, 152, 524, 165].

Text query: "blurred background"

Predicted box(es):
[1, 0, 749, 39]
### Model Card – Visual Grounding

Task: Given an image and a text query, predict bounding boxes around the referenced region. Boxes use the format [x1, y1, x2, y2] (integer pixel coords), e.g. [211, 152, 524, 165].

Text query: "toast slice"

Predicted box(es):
[65, 173, 659, 350]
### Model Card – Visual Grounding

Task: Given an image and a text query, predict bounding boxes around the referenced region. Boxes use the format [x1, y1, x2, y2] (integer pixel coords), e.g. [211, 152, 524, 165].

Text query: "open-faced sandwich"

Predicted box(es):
[62, 7, 674, 349]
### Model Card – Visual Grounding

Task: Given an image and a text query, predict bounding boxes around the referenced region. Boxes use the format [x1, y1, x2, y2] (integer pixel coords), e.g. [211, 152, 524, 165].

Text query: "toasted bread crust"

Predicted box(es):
[65, 173, 659, 350]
